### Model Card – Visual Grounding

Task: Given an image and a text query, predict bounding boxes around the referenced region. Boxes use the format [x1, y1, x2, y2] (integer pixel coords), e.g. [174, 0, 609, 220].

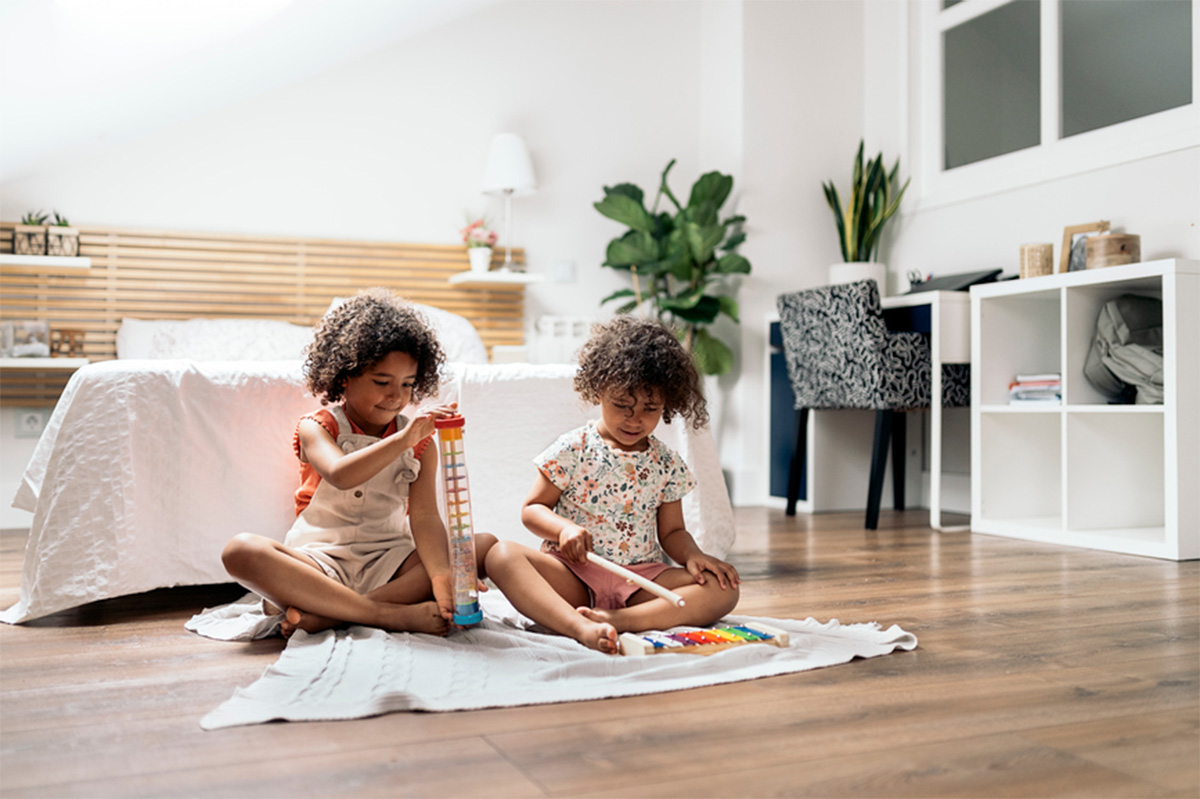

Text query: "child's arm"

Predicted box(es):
[521, 470, 592, 563]
[408, 442, 455, 621]
[299, 404, 456, 489]
[657, 499, 740, 589]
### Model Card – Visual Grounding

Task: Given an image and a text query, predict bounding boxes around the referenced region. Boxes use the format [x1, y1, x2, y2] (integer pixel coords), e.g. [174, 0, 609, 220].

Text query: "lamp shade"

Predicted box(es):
[482, 133, 537, 197]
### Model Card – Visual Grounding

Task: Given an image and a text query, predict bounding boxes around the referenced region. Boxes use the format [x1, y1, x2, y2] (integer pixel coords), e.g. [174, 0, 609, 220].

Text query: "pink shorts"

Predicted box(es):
[547, 551, 673, 610]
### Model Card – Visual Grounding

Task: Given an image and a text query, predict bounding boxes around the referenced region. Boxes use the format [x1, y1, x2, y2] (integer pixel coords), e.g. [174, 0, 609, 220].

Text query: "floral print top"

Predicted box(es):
[534, 421, 695, 565]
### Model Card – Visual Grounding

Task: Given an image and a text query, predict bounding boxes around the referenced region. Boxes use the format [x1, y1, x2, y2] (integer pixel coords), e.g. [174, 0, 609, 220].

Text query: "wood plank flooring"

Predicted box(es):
[2, 508, 1197, 798]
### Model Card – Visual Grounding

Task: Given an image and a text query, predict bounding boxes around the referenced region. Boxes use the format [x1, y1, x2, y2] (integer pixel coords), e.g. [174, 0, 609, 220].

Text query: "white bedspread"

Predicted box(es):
[4, 361, 733, 623]
[200, 592, 918, 730]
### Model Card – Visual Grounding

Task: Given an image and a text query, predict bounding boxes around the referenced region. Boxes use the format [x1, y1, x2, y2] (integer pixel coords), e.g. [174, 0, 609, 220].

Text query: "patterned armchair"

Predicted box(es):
[776, 280, 969, 529]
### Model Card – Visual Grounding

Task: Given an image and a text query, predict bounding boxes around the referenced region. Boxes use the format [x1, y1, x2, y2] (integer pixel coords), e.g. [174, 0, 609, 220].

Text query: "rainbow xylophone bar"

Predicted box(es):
[617, 622, 790, 656]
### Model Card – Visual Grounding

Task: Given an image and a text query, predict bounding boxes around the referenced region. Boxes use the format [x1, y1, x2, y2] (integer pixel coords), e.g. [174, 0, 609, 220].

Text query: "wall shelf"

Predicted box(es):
[970, 258, 1199, 560]
[0, 357, 90, 371]
[0, 254, 92, 270]
[448, 270, 544, 288]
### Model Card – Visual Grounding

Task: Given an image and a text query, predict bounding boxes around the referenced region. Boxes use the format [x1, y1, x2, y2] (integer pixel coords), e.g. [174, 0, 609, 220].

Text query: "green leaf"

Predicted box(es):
[655, 211, 676, 237]
[721, 230, 746, 251]
[823, 181, 850, 262]
[604, 230, 660, 267]
[686, 200, 719, 228]
[658, 159, 684, 213]
[600, 288, 636, 305]
[715, 252, 751, 275]
[613, 300, 640, 315]
[659, 285, 705, 310]
[594, 192, 655, 233]
[605, 182, 644, 206]
[683, 222, 726, 265]
[691, 328, 734, 376]
[717, 294, 739, 322]
[667, 294, 721, 325]
[688, 171, 733, 213]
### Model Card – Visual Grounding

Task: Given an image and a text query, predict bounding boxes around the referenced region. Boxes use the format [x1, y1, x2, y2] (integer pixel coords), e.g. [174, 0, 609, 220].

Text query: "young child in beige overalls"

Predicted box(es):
[220, 288, 495, 637]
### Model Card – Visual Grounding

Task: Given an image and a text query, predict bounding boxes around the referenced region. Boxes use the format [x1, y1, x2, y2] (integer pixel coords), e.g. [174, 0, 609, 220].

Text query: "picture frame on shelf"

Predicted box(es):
[1060, 220, 1110, 273]
[10, 320, 51, 358]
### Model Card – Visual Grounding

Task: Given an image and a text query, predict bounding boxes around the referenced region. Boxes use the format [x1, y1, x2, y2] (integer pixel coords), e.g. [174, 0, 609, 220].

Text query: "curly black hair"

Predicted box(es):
[574, 316, 709, 429]
[304, 288, 445, 405]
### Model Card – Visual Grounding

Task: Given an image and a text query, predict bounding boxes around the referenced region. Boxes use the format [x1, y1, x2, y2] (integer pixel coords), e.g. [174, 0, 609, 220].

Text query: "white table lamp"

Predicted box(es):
[482, 132, 537, 269]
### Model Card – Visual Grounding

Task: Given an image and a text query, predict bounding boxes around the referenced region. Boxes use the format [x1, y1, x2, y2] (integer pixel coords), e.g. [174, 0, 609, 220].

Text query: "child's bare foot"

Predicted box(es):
[574, 607, 619, 654]
[280, 607, 340, 638]
[378, 600, 450, 636]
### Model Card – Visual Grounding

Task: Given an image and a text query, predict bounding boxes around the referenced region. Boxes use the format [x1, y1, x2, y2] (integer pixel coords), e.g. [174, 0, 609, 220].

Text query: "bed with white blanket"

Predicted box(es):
[2, 309, 734, 624]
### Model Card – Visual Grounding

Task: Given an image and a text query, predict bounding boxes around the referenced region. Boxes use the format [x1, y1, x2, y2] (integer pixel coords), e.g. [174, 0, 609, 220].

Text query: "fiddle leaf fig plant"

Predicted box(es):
[594, 160, 750, 376]
[823, 140, 909, 263]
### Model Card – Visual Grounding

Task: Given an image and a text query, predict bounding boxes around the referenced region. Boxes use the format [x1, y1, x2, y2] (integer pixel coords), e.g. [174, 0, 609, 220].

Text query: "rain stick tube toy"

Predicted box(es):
[435, 414, 482, 626]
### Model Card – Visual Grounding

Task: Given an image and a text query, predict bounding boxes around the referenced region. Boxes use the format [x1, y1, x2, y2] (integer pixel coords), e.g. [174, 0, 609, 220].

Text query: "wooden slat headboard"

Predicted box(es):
[0, 223, 527, 404]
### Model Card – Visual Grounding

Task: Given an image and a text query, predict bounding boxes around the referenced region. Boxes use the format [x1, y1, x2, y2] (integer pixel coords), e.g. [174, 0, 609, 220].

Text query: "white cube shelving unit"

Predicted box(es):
[970, 259, 1199, 560]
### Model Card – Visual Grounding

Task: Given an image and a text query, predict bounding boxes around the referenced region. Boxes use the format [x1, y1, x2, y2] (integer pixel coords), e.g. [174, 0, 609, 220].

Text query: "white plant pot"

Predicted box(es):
[468, 247, 493, 273]
[828, 261, 887, 295]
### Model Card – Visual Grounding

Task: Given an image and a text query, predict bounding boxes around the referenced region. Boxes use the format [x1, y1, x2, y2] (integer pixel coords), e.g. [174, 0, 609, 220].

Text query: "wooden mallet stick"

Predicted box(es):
[585, 552, 685, 607]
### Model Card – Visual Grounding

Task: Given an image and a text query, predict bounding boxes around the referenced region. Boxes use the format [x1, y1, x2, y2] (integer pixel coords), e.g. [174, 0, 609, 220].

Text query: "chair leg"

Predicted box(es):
[892, 411, 906, 511]
[866, 409, 893, 530]
[786, 408, 809, 516]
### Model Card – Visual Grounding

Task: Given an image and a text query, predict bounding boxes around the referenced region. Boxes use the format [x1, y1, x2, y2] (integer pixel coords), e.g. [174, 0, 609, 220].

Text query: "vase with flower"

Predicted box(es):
[462, 216, 498, 273]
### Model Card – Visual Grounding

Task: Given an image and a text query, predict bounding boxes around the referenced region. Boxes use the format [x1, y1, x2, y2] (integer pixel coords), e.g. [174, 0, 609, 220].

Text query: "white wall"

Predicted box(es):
[732, 0, 865, 504]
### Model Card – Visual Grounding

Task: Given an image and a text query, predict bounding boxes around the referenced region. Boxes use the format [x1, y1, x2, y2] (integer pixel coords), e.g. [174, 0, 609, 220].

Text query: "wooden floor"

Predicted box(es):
[1, 508, 1197, 798]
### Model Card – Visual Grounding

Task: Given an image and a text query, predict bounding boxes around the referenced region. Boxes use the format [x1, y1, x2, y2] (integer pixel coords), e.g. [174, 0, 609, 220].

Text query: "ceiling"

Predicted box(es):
[0, 0, 496, 181]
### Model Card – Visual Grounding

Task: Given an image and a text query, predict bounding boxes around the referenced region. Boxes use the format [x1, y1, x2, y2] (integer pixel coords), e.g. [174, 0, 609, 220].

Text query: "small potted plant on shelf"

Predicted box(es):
[14, 210, 49, 255]
[822, 140, 909, 294]
[461, 215, 498, 273]
[46, 210, 79, 257]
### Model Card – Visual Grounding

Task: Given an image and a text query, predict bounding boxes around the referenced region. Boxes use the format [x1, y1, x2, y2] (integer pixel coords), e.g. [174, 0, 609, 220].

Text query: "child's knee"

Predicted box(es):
[484, 538, 523, 570]
[474, 533, 498, 560]
[473, 533, 498, 576]
[697, 580, 739, 623]
[221, 533, 267, 576]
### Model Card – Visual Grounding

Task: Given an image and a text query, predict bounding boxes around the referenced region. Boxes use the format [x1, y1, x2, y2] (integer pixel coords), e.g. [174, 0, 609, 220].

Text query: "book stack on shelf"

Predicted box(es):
[1008, 372, 1061, 405]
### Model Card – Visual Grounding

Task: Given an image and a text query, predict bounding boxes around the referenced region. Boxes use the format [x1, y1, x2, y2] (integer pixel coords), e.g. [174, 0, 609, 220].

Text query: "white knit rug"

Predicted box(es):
[201, 594, 917, 730]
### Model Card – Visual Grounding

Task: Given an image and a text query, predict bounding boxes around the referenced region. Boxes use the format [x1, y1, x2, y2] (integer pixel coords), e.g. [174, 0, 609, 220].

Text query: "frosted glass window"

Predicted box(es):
[943, 1, 1040, 170]
[1061, 0, 1193, 138]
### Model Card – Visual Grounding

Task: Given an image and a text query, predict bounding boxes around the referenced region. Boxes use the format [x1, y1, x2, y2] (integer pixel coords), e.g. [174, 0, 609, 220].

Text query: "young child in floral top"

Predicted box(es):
[485, 316, 739, 653]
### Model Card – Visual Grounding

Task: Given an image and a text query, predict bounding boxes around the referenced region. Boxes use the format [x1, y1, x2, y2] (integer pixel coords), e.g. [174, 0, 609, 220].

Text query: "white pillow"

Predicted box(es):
[116, 317, 314, 361]
[411, 303, 488, 365]
[324, 298, 489, 365]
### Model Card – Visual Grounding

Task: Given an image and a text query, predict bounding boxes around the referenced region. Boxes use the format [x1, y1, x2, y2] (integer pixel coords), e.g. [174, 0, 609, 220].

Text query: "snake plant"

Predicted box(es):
[823, 141, 909, 263]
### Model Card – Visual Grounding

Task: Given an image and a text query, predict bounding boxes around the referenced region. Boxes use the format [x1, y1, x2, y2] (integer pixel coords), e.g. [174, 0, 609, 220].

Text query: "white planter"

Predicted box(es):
[468, 247, 493, 273]
[828, 261, 887, 295]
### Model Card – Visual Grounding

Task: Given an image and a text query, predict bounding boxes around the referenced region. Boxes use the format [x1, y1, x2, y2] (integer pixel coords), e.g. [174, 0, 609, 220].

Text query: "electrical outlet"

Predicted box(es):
[15, 408, 50, 438]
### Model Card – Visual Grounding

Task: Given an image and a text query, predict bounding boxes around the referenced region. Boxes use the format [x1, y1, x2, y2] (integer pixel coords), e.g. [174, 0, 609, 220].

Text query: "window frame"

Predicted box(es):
[914, 0, 1199, 210]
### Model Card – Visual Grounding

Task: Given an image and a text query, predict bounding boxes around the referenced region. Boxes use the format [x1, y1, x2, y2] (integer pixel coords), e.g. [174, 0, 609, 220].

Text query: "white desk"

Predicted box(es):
[880, 291, 970, 531]
[767, 290, 971, 531]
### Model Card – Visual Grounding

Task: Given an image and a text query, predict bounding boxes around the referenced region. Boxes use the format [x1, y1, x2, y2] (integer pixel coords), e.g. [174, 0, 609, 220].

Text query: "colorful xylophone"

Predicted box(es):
[618, 622, 789, 657]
